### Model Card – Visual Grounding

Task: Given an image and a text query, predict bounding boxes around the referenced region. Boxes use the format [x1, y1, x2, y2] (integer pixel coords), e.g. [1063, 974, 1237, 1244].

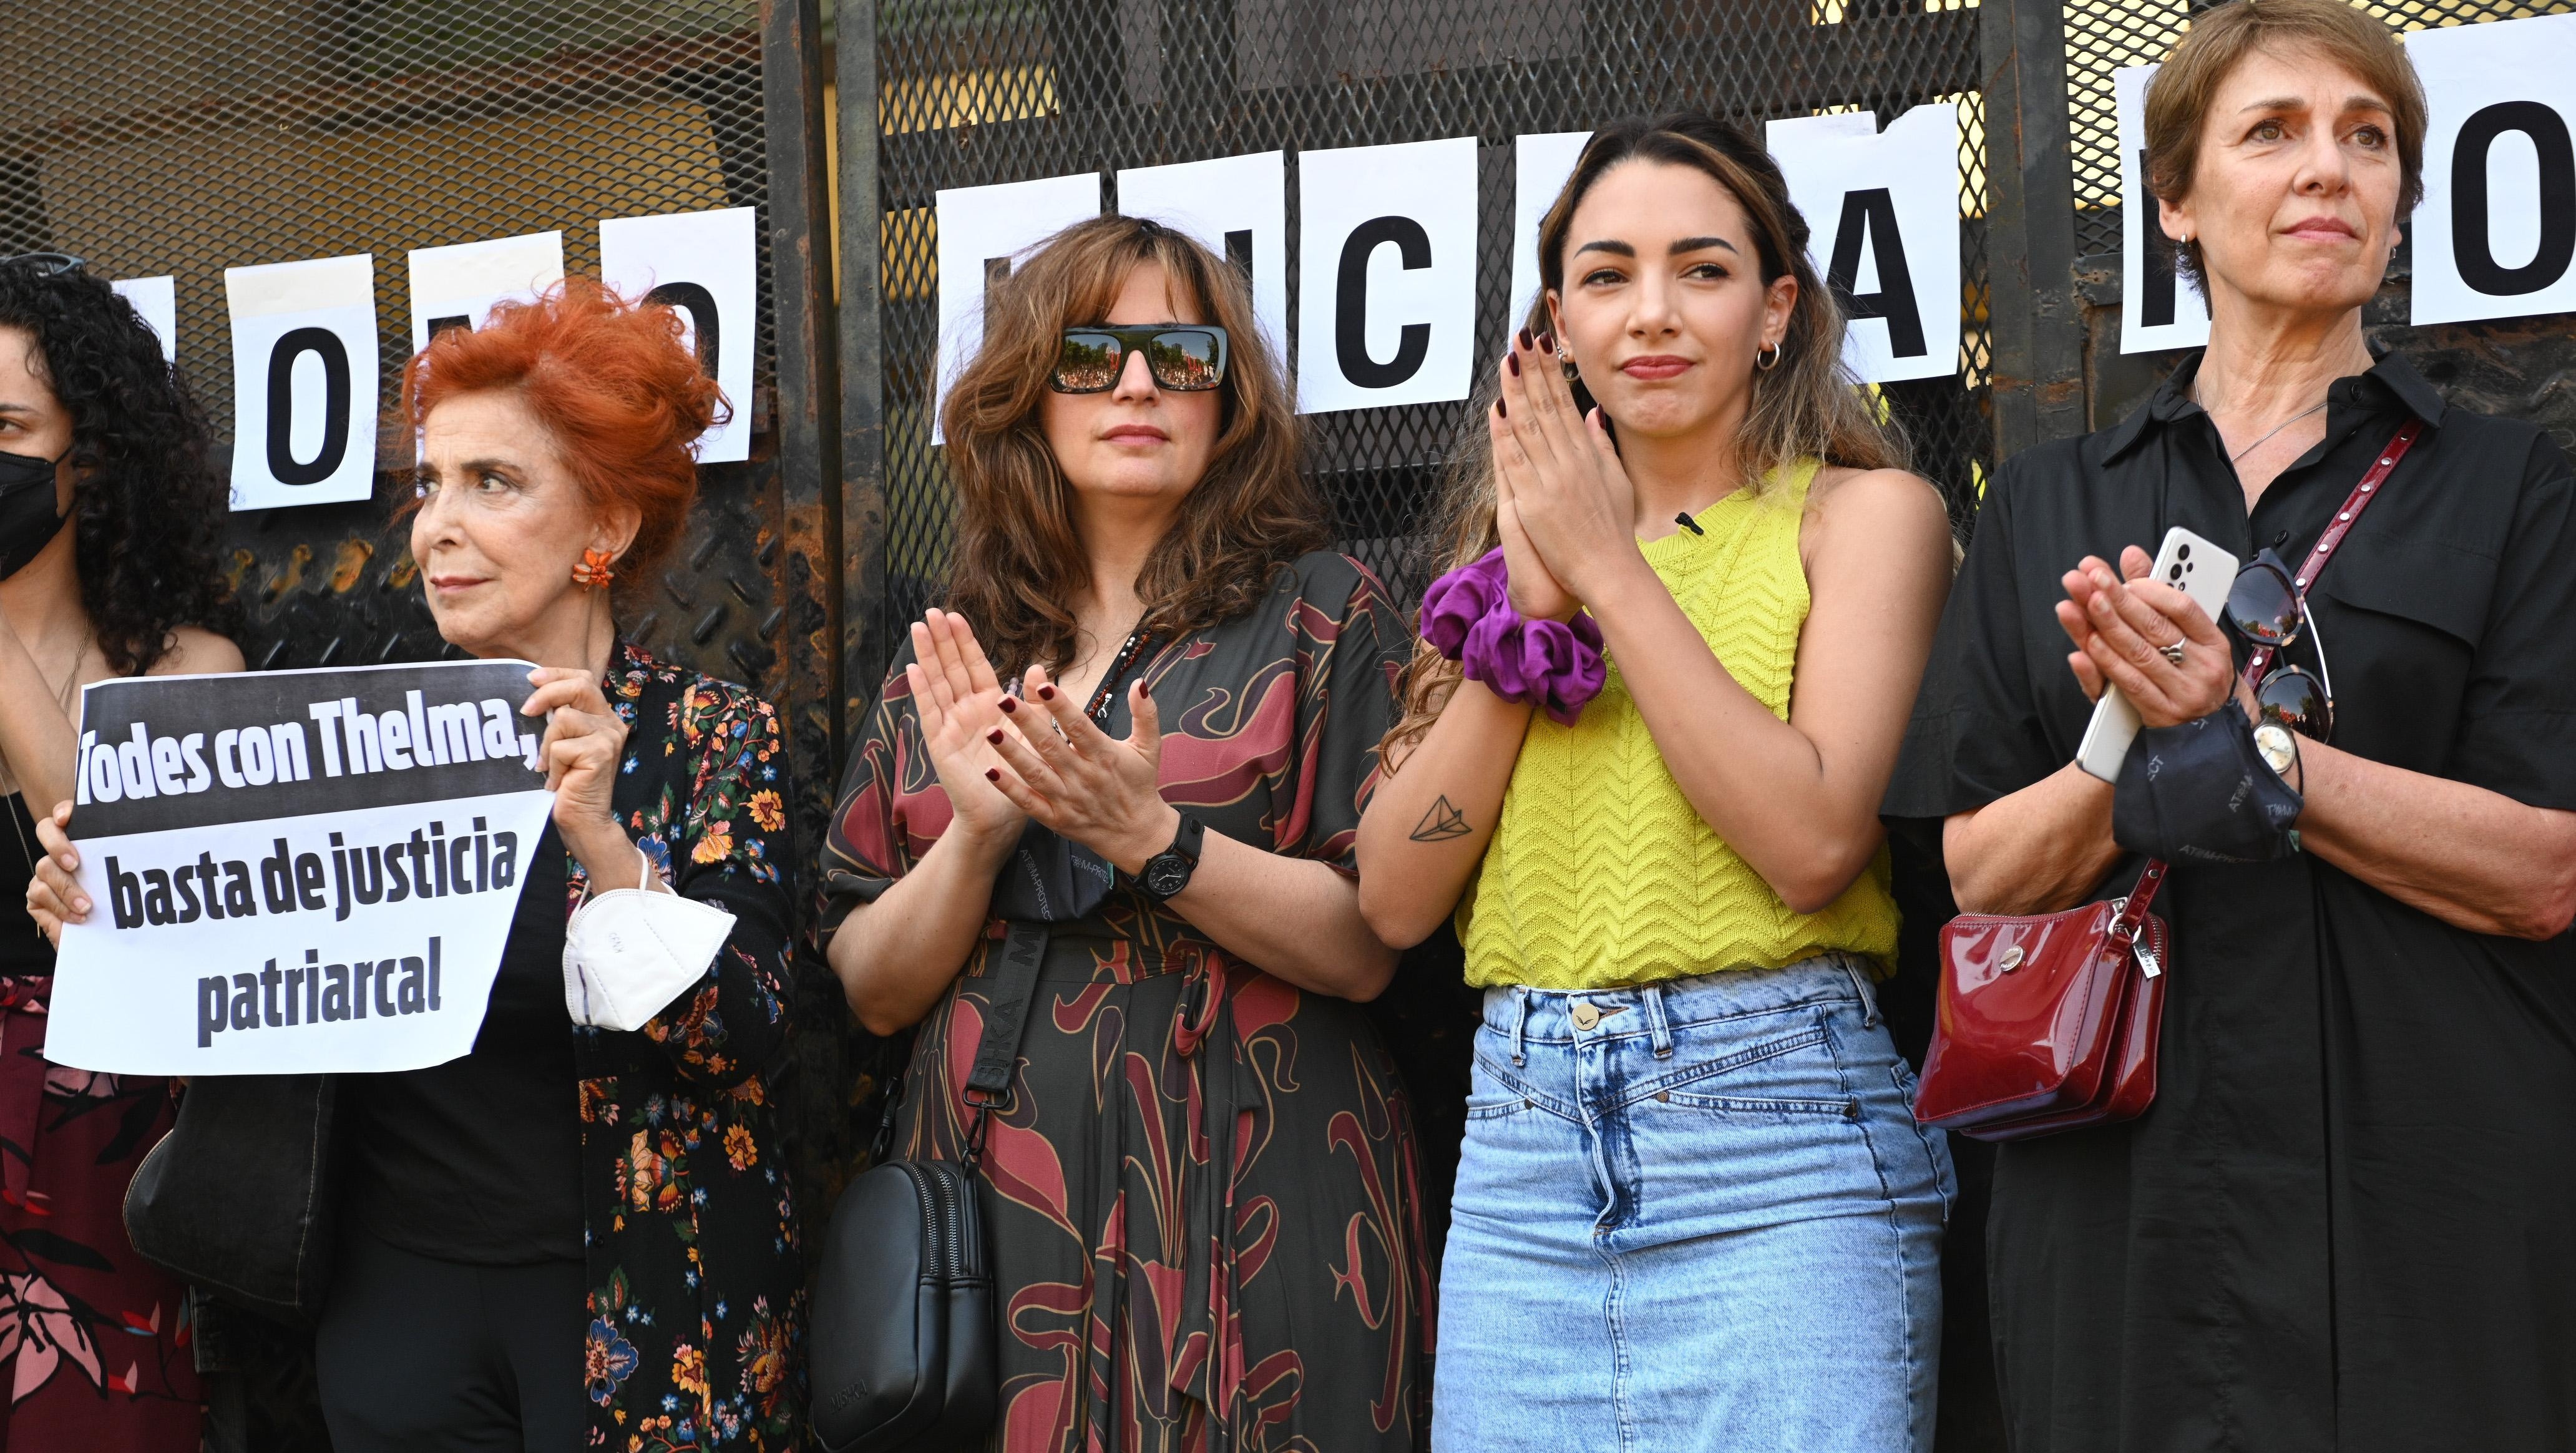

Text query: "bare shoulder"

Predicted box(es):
[145, 626, 247, 677]
[1802, 464, 1953, 572]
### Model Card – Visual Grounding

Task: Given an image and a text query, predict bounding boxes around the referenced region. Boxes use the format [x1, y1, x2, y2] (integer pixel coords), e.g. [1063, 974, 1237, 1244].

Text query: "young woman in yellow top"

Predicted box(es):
[1355, 114, 1956, 1451]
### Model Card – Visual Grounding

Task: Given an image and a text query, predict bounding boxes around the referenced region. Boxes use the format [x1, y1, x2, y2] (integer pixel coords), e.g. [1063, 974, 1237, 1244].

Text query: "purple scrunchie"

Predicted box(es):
[1418, 549, 1607, 726]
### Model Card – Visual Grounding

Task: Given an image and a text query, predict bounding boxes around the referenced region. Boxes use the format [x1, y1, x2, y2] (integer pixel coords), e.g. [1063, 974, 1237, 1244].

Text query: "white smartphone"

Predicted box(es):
[2073, 526, 2240, 782]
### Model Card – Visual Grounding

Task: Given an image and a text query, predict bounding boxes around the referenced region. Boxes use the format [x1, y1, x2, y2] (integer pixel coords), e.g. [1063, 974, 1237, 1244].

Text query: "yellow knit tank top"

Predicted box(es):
[1459, 458, 1898, 990]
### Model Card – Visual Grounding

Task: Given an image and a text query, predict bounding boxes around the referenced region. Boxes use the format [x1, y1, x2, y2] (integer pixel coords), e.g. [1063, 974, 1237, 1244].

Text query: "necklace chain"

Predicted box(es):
[2200, 387, 2330, 465]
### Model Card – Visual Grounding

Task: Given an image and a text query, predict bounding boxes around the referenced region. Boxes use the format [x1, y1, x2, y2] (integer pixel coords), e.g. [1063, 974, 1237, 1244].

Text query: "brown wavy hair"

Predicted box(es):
[939, 215, 1325, 679]
[1380, 112, 1905, 766]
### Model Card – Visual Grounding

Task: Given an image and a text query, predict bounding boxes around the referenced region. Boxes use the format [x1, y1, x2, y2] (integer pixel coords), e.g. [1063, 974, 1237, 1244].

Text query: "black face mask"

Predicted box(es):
[0, 448, 69, 580]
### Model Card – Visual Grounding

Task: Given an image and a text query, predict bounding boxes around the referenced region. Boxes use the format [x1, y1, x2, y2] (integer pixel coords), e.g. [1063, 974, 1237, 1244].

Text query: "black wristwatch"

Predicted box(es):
[1134, 815, 1205, 902]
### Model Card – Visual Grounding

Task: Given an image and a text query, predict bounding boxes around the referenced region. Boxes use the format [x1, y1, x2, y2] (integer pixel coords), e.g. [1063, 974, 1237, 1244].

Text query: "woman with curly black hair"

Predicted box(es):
[0, 252, 240, 1450]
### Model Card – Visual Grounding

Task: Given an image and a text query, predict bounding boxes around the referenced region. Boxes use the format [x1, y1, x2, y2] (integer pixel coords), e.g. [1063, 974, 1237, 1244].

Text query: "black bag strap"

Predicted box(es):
[863, 919, 1050, 1170]
[961, 919, 1048, 1168]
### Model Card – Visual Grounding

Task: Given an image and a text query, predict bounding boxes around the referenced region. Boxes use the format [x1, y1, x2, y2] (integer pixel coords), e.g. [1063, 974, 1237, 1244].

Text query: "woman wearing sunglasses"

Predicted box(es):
[1887, 2, 2576, 1447]
[820, 215, 1430, 1450]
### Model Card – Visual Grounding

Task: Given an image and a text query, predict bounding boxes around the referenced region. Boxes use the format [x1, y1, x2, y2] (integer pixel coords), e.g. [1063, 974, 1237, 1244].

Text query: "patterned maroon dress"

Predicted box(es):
[821, 552, 1433, 1453]
[0, 795, 199, 1451]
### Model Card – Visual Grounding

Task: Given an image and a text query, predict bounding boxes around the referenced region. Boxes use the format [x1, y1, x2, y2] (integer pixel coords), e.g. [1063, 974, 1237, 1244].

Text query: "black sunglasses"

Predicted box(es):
[1049, 325, 1229, 394]
[0, 252, 84, 276]
[2225, 546, 2334, 743]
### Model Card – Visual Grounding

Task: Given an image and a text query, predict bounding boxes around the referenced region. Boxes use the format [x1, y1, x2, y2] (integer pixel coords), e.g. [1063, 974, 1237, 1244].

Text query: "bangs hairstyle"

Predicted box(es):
[398, 278, 726, 584]
[1381, 111, 1903, 765]
[2146, 0, 2426, 286]
[940, 213, 1323, 680]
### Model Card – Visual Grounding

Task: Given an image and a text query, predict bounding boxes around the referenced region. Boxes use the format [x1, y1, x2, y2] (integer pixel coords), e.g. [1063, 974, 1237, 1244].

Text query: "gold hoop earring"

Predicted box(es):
[1558, 349, 1579, 383]
[1757, 342, 1782, 371]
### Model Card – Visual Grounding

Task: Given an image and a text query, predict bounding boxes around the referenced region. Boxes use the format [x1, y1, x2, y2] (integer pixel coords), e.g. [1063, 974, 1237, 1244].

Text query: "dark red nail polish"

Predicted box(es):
[1538, 331, 1556, 353]
[1496, 396, 1507, 419]
[986, 728, 1004, 744]
[985, 767, 1000, 782]
[1506, 353, 1520, 377]
[1516, 327, 1534, 350]
[998, 696, 1017, 713]
[1038, 684, 1056, 701]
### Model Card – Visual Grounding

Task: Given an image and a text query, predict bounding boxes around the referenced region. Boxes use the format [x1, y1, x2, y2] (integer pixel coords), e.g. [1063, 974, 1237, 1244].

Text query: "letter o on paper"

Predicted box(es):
[2454, 100, 2576, 296]
[1334, 215, 1435, 389]
[645, 281, 720, 374]
[265, 326, 353, 487]
[238, 727, 275, 786]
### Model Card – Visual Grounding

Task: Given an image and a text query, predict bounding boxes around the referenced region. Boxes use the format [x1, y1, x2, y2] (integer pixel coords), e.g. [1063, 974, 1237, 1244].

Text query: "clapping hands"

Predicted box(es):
[1488, 328, 1638, 617]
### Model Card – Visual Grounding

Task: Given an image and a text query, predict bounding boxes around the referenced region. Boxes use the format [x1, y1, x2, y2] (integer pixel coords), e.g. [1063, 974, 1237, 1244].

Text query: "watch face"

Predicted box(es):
[1143, 856, 1190, 898]
[2254, 722, 2298, 776]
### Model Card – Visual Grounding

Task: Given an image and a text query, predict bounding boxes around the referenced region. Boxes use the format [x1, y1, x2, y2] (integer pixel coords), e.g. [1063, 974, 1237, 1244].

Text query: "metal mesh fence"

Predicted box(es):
[0, 0, 783, 680]
[866, 0, 1995, 665]
[2059, 0, 2576, 262]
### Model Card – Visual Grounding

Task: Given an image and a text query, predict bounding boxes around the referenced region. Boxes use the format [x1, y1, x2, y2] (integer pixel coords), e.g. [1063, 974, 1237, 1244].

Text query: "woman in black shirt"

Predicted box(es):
[1888, 3, 2576, 1447]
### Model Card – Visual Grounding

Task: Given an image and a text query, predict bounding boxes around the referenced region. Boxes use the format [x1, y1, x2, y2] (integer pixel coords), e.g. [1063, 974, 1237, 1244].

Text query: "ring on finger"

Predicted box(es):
[2159, 642, 2187, 665]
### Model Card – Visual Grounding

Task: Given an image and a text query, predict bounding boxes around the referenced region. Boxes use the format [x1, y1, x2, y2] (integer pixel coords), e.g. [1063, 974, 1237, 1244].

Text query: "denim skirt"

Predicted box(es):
[1431, 956, 1953, 1452]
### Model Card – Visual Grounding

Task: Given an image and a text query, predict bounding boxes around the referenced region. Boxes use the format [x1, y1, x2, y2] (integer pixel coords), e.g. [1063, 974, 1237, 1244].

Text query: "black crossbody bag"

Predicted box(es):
[808, 824, 1112, 1453]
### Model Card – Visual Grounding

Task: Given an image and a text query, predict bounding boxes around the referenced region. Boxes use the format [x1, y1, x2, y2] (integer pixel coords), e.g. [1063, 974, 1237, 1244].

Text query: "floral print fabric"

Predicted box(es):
[572, 643, 803, 1451]
[0, 1012, 199, 1451]
[821, 553, 1434, 1452]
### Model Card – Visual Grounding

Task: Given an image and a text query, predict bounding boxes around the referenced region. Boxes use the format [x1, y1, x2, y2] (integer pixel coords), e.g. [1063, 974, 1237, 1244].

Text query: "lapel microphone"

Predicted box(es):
[1675, 511, 1705, 536]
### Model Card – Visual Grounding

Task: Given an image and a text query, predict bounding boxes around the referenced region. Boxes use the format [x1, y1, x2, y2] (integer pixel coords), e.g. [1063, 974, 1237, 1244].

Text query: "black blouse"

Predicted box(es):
[344, 824, 580, 1263]
[1888, 350, 2576, 1451]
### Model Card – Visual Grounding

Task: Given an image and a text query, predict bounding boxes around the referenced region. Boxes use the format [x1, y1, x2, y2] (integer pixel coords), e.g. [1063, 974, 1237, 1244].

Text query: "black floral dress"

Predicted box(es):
[570, 643, 804, 1451]
[821, 552, 1433, 1453]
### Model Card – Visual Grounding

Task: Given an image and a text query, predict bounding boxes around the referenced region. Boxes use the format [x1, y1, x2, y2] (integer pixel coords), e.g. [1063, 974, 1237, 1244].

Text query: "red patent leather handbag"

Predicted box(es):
[1912, 862, 2169, 1141]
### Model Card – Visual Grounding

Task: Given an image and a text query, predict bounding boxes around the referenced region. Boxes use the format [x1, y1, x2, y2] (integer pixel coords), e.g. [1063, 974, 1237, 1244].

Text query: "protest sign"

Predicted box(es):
[2117, 63, 2213, 355]
[600, 206, 759, 463]
[1118, 150, 1290, 361]
[1767, 102, 1963, 383]
[2409, 14, 2576, 326]
[46, 659, 555, 1077]
[223, 254, 382, 511]
[1296, 136, 1480, 414]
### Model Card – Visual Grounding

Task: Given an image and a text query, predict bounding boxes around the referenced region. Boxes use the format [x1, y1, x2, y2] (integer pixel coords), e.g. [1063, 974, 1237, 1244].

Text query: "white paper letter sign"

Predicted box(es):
[224, 255, 381, 512]
[934, 172, 1103, 443]
[1297, 137, 1478, 414]
[1118, 152, 1289, 362]
[112, 276, 177, 363]
[2410, 15, 2576, 325]
[1508, 132, 1592, 331]
[2115, 64, 2212, 353]
[1767, 103, 1962, 383]
[48, 660, 554, 1076]
[600, 207, 759, 463]
[407, 231, 567, 351]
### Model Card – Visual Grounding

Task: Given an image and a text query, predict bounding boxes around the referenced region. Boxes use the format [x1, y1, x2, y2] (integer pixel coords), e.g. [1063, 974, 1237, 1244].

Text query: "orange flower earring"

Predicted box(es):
[572, 549, 617, 590]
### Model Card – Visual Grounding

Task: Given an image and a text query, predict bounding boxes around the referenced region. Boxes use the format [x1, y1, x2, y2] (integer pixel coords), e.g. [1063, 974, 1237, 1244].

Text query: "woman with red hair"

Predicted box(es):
[35, 281, 804, 1451]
